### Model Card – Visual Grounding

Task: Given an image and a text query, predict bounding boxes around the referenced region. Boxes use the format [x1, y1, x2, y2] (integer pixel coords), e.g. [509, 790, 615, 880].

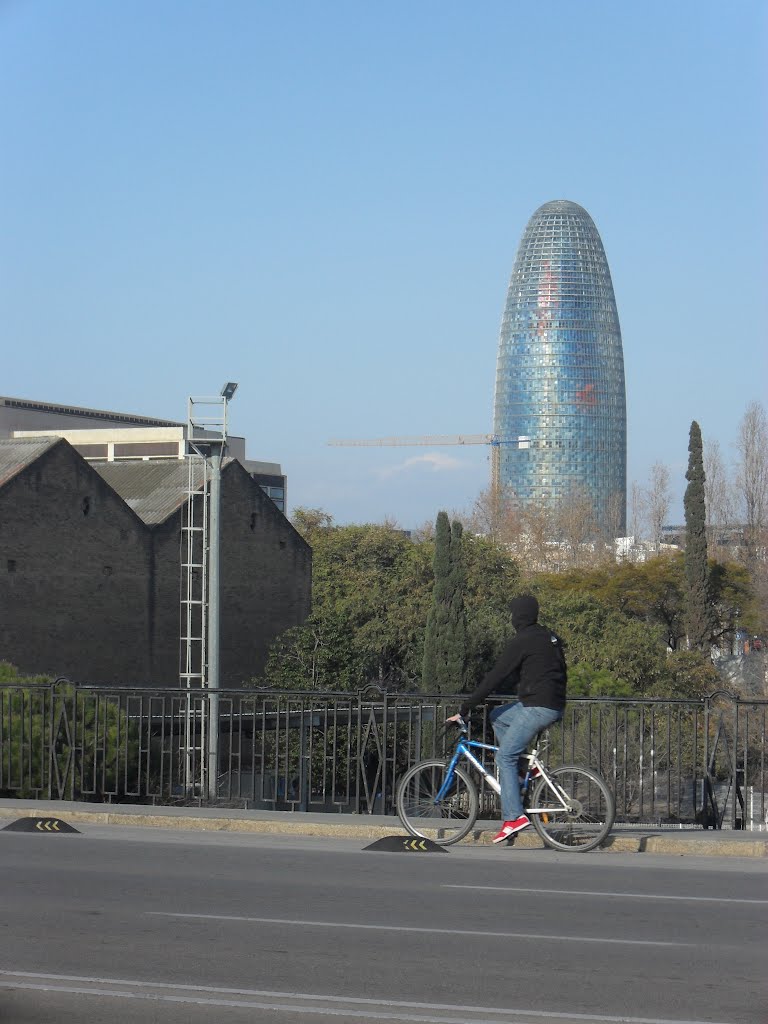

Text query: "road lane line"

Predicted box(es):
[147, 911, 694, 946]
[0, 982, 523, 1022]
[0, 971, 735, 1024]
[442, 885, 768, 904]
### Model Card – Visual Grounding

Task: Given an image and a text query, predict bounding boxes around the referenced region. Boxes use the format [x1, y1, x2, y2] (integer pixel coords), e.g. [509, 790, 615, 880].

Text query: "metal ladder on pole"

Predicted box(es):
[179, 451, 209, 794]
[180, 451, 209, 689]
[178, 393, 230, 799]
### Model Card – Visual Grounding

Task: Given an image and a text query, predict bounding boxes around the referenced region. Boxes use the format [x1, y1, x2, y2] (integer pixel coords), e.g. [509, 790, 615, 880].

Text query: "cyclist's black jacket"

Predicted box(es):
[459, 623, 567, 718]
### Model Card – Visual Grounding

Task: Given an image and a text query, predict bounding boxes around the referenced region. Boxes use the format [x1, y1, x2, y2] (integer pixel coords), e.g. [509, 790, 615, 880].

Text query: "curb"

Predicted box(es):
[637, 834, 768, 857]
[0, 809, 400, 842]
[2, 806, 767, 856]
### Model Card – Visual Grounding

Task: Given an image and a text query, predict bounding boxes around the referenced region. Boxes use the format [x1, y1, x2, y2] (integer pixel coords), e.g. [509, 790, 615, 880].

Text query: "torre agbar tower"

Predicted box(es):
[494, 200, 627, 534]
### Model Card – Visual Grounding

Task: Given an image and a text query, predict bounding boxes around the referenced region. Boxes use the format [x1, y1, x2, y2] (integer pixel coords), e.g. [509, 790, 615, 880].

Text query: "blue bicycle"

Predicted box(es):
[396, 719, 615, 852]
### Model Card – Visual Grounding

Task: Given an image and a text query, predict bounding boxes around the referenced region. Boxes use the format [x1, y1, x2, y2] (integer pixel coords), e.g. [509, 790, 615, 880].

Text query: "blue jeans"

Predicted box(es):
[490, 703, 564, 821]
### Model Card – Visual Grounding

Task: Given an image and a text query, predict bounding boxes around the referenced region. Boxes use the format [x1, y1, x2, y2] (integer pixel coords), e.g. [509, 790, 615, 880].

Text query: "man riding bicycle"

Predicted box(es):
[447, 594, 567, 843]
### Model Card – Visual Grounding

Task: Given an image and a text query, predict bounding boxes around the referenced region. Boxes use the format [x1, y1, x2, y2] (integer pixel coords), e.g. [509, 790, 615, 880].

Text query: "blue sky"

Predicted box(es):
[2, 1, 766, 528]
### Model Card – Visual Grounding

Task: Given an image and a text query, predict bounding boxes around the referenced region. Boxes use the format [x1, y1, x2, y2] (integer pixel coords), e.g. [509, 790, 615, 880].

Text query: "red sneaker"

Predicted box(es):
[491, 815, 531, 843]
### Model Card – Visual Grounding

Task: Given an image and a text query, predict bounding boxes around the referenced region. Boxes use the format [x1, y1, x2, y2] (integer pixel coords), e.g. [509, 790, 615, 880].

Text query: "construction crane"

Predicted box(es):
[328, 434, 528, 493]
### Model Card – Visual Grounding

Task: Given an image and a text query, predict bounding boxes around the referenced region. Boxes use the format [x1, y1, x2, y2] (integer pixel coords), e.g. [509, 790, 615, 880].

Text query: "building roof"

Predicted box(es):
[92, 458, 235, 525]
[0, 395, 182, 428]
[244, 459, 283, 476]
[0, 436, 61, 488]
[534, 199, 590, 218]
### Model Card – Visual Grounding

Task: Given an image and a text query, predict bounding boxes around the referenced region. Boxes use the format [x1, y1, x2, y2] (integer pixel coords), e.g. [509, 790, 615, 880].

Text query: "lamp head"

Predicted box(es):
[221, 382, 239, 400]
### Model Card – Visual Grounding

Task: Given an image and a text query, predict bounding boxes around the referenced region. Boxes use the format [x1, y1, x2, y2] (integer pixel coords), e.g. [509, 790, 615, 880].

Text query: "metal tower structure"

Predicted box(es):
[179, 384, 238, 800]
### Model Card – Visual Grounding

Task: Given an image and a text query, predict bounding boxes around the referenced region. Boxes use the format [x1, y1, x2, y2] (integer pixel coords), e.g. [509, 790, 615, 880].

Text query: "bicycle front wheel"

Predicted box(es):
[396, 759, 479, 846]
[531, 765, 615, 852]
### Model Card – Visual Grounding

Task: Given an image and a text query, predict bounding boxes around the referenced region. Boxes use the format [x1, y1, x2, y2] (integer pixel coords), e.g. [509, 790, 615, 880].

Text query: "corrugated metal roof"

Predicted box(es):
[0, 436, 61, 488]
[92, 461, 190, 524]
[92, 459, 234, 525]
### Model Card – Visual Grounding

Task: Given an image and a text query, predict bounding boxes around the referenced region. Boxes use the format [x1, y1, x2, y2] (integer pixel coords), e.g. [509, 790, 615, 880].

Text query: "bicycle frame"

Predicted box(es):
[437, 736, 573, 816]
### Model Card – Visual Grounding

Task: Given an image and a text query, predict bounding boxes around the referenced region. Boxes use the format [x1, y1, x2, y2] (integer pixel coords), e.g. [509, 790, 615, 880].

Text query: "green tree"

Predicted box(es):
[683, 421, 714, 650]
[263, 507, 760, 698]
[421, 513, 467, 693]
[261, 515, 520, 693]
[708, 559, 760, 647]
[532, 584, 670, 695]
[263, 521, 434, 690]
[539, 557, 686, 649]
[0, 663, 139, 798]
[651, 649, 720, 699]
[461, 533, 521, 675]
[567, 663, 634, 698]
[421, 513, 447, 690]
[290, 506, 334, 539]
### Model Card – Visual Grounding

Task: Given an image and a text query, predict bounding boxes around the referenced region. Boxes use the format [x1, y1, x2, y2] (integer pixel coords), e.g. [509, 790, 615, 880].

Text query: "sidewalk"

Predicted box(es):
[1, 799, 767, 857]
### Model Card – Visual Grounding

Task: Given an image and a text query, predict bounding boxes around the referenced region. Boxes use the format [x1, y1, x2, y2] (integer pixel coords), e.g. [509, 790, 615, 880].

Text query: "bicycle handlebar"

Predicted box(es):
[430, 718, 464, 747]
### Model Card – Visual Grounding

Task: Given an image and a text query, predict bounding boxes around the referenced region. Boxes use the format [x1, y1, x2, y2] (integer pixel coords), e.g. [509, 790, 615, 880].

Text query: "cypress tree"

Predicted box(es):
[444, 520, 468, 690]
[422, 512, 467, 693]
[683, 421, 714, 650]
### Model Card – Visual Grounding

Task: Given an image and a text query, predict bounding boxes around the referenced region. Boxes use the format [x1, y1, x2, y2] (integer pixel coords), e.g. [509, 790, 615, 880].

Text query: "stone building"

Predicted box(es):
[0, 437, 310, 686]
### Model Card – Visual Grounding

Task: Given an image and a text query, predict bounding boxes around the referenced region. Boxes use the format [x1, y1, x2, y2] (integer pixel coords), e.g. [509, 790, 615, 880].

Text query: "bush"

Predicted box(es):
[0, 662, 139, 799]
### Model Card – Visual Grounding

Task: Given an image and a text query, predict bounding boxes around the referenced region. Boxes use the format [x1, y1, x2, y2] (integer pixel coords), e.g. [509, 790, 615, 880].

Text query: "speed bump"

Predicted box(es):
[2, 817, 80, 834]
[363, 835, 448, 852]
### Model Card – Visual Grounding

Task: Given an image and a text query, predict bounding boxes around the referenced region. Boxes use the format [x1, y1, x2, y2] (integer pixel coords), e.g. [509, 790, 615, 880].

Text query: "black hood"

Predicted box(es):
[510, 595, 539, 630]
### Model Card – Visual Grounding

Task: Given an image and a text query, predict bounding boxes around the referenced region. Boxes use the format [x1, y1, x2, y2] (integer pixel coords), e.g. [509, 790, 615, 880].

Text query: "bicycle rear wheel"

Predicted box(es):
[531, 765, 615, 852]
[396, 759, 479, 846]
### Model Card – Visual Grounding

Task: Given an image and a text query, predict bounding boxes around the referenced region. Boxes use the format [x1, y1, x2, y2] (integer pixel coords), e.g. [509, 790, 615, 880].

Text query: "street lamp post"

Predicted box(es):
[204, 382, 237, 802]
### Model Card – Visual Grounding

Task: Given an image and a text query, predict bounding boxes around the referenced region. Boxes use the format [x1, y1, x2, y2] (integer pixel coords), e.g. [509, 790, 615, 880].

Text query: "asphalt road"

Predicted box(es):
[1, 826, 766, 1024]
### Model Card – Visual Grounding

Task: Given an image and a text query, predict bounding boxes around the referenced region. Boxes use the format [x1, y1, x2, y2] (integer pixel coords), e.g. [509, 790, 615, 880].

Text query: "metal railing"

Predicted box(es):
[1, 681, 766, 829]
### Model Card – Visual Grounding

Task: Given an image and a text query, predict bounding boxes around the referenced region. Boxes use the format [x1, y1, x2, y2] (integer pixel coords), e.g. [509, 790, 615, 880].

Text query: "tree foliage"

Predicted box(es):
[261, 514, 519, 692]
[261, 507, 760, 699]
[263, 521, 433, 690]
[0, 662, 139, 798]
[532, 555, 751, 698]
[683, 421, 714, 650]
[422, 513, 467, 693]
[567, 663, 634, 698]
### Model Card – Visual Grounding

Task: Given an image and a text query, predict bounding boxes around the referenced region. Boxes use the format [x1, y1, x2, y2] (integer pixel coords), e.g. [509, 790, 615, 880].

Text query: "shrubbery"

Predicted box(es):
[0, 662, 139, 799]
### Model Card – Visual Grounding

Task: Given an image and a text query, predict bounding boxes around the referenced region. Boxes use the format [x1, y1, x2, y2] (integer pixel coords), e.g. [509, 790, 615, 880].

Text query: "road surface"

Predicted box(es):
[1, 825, 766, 1023]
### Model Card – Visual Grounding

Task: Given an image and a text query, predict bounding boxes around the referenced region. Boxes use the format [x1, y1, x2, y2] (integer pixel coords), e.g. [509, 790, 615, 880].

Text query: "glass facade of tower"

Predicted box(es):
[494, 200, 627, 533]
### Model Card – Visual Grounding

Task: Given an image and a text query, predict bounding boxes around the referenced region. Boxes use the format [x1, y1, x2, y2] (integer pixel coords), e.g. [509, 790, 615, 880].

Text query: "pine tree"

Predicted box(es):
[683, 421, 714, 650]
[422, 512, 467, 693]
